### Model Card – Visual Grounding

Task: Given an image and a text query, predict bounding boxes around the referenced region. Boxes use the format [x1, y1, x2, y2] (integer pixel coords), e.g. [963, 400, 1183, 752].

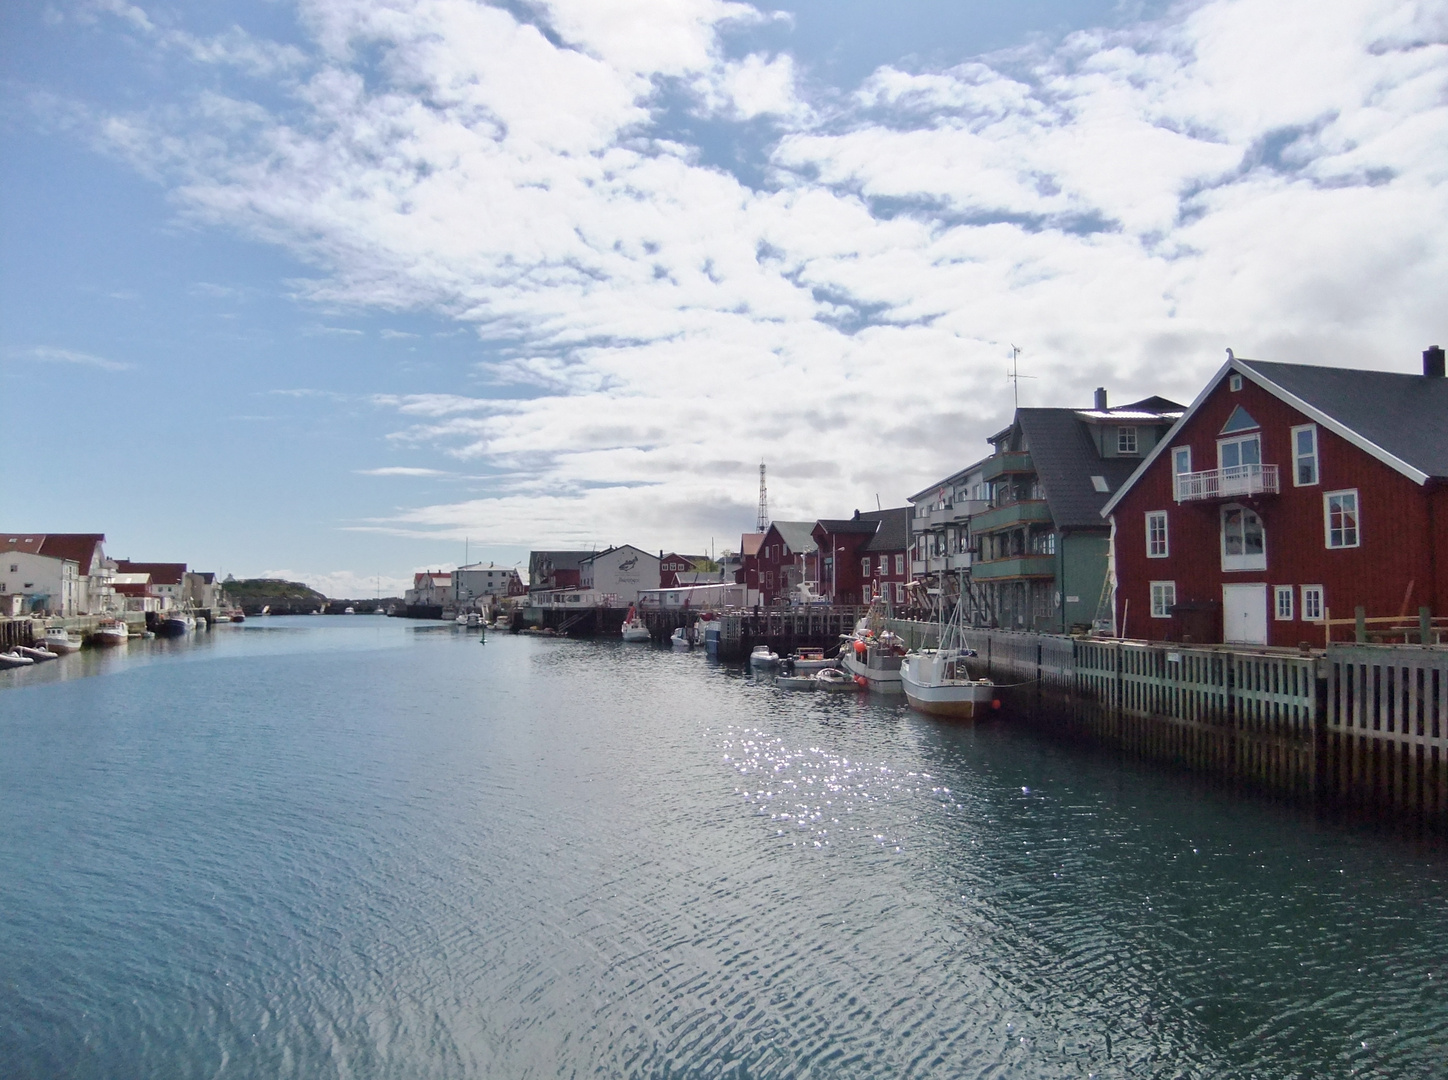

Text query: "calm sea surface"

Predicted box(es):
[2, 617, 1445, 1078]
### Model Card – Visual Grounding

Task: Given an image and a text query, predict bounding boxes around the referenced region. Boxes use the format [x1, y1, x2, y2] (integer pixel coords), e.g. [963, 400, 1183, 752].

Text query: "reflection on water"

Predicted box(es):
[2, 618, 1444, 1078]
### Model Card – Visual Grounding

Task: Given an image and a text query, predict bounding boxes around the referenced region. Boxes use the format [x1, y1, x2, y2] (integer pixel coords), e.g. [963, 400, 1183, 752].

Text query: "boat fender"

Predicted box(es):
[853, 640, 867, 653]
[992, 699, 1002, 710]
[854, 675, 868, 688]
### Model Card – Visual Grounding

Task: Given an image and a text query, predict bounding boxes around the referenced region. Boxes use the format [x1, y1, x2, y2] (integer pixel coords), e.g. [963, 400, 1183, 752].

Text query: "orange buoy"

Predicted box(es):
[854, 675, 868, 688]
[992, 699, 1002, 710]
[854, 639, 867, 653]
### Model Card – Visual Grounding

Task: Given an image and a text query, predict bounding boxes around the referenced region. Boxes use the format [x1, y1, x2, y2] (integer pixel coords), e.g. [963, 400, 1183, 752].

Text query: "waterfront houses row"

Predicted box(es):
[514, 347, 1447, 652]
[1, 533, 227, 619]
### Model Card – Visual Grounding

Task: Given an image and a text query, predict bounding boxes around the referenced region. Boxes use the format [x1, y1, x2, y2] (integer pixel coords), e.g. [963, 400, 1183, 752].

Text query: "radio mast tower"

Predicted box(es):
[756, 462, 768, 531]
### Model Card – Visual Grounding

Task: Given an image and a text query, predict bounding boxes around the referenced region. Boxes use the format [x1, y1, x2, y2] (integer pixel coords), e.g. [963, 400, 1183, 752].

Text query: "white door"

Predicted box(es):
[1222, 583, 1268, 644]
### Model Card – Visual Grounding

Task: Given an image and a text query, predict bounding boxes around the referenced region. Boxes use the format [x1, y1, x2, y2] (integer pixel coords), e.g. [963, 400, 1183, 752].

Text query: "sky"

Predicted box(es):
[2, 0, 1445, 597]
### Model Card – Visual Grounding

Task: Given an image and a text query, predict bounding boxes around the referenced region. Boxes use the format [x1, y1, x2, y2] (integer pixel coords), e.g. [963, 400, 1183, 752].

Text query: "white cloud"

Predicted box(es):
[356, 466, 449, 476]
[85, 0, 1448, 551]
[15, 346, 133, 372]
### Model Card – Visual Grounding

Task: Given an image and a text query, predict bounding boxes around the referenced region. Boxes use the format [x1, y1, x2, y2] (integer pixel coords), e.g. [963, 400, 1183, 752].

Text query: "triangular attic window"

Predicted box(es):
[1220, 405, 1259, 434]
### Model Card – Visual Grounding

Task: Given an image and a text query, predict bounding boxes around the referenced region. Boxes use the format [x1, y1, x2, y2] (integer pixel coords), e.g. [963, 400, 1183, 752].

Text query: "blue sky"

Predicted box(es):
[3, 0, 1445, 596]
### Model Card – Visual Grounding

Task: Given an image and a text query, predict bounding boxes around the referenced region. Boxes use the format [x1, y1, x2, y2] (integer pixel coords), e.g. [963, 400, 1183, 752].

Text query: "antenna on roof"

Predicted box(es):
[757, 462, 768, 531]
[876, 493, 881, 511]
[1007, 344, 1035, 411]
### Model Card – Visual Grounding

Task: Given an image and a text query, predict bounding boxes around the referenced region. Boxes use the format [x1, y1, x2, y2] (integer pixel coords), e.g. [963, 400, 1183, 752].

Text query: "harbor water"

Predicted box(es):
[2, 618, 1445, 1078]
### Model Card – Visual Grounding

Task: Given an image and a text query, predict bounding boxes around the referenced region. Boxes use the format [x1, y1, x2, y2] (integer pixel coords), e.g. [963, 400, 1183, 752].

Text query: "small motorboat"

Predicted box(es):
[344, 606, 356, 615]
[1, 650, 36, 669]
[788, 647, 833, 673]
[16, 645, 58, 662]
[261, 606, 270, 616]
[748, 644, 779, 667]
[43, 627, 81, 654]
[776, 673, 818, 691]
[92, 618, 129, 647]
[230, 611, 246, 623]
[814, 668, 857, 691]
[620, 606, 650, 642]
[670, 626, 691, 649]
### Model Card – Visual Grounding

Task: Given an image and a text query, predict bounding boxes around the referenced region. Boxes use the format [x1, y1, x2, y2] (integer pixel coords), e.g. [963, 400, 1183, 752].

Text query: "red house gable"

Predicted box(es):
[755, 522, 819, 604]
[811, 508, 911, 605]
[1104, 351, 1448, 646]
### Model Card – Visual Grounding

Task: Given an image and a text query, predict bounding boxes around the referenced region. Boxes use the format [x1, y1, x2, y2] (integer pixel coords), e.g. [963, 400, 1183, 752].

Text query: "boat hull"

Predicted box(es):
[900, 681, 996, 720]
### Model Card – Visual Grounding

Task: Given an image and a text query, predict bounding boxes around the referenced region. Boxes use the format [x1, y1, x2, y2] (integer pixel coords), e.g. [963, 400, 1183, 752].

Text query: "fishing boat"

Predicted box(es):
[900, 576, 999, 720]
[787, 647, 833, 673]
[16, 645, 58, 662]
[838, 601, 905, 693]
[776, 672, 818, 691]
[230, 611, 246, 623]
[0, 650, 36, 669]
[620, 606, 651, 642]
[670, 626, 692, 649]
[814, 668, 857, 691]
[157, 615, 189, 637]
[43, 627, 81, 654]
[92, 618, 129, 646]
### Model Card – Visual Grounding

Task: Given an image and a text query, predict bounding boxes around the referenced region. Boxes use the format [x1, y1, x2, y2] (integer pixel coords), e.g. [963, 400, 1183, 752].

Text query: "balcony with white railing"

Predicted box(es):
[1174, 463, 1279, 503]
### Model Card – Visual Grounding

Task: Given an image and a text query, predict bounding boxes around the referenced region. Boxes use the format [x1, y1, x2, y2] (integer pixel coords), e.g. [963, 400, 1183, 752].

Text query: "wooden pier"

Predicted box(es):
[880, 620, 1448, 826]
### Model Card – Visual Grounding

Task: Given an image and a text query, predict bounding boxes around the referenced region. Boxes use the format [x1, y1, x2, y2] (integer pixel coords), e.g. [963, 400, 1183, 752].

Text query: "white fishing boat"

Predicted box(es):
[344, 606, 356, 615]
[748, 644, 779, 667]
[814, 668, 858, 691]
[838, 601, 906, 693]
[92, 618, 129, 647]
[43, 627, 81, 654]
[620, 606, 651, 642]
[899, 576, 999, 720]
[0, 650, 36, 669]
[776, 673, 818, 691]
[670, 626, 692, 649]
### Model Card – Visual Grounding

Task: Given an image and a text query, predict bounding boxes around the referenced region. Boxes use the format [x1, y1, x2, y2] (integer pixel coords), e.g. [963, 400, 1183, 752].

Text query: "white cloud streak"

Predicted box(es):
[17, 346, 134, 372]
[86, 0, 1448, 550]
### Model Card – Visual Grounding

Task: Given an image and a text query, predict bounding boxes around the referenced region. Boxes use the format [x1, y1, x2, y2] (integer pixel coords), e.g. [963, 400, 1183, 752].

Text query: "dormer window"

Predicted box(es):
[1117, 427, 1138, 454]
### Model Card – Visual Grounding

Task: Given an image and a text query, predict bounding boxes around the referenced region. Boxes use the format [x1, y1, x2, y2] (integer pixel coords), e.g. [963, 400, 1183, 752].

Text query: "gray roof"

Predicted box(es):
[816, 517, 880, 535]
[1102, 356, 1448, 518]
[860, 507, 911, 552]
[1016, 410, 1138, 530]
[769, 521, 819, 555]
[1238, 358, 1448, 480]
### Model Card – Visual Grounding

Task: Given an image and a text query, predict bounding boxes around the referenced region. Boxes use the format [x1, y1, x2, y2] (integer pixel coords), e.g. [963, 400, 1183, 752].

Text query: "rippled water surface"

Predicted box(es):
[2, 618, 1445, 1078]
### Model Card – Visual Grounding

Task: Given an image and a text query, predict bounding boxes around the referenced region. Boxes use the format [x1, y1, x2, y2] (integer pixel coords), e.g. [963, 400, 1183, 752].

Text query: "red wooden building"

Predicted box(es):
[1103, 349, 1448, 646]
[658, 553, 696, 589]
[812, 508, 911, 606]
[755, 522, 820, 604]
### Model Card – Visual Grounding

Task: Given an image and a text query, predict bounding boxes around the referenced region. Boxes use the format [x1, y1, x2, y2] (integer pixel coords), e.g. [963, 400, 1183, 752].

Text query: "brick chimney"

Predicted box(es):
[1094, 387, 1108, 410]
[1425, 345, 1445, 379]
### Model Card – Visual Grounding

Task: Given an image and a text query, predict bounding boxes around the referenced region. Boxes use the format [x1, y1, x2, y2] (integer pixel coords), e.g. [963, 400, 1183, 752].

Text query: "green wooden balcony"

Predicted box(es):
[969, 554, 1056, 581]
[968, 499, 1053, 534]
[980, 451, 1034, 482]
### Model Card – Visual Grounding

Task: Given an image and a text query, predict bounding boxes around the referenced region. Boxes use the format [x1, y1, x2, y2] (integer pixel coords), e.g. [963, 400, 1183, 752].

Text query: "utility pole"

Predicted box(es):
[757, 462, 768, 532]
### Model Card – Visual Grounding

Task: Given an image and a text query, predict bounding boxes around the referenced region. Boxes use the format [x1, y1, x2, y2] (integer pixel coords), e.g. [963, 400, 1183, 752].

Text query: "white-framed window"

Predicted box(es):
[894, 553, 904, 575]
[862, 586, 871, 604]
[1118, 426, 1138, 454]
[1218, 433, 1261, 474]
[1172, 445, 1192, 479]
[1292, 424, 1319, 486]
[1274, 586, 1294, 621]
[861, 557, 870, 575]
[895, 582, 907, 604]
[1221, 505, 1267, 571]
[1324, 490, 1360, 549]
[1146, 512, 1169, 558]
[1150, 581, 1176, 618]
[1301, 585, 1324, 622]
[877, 555, 888, 575]
[1229, 373, 1243, 391]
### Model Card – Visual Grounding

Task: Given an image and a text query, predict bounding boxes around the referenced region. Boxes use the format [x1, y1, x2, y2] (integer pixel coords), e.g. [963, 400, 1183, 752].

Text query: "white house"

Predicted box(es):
[580, 545, 660, 606]
[453, 563, 524, 611]
[405, 571, 453, 608]
[0, 550, 82, 616]
[0, 533, 113, 613]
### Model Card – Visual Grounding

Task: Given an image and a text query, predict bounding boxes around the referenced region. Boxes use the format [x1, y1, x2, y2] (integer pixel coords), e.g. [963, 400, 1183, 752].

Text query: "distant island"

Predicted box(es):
[223, 577, 397, 615]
